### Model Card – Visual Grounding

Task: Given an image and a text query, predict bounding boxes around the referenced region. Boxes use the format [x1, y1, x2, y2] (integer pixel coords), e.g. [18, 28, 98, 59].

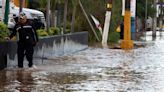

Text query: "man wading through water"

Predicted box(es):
[7, 12, 39, 69]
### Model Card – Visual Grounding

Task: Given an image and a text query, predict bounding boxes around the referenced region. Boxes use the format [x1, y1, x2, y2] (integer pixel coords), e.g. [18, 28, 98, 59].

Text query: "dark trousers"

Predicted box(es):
[17, 42, 34, 68]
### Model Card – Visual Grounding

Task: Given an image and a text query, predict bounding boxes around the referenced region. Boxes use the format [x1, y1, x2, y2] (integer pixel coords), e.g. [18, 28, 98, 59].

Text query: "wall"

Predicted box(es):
[6, 32, 88, 68]
[0, 42, 7, 70]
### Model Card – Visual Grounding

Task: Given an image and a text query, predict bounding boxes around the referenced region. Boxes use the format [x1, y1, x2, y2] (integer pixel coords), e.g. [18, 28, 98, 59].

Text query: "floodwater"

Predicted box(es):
[1, 31, 164, 92]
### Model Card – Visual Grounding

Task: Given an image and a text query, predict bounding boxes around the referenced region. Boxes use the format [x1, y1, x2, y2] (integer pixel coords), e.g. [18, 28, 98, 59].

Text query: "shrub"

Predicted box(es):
[108, 31, 120, 43]
[36, 29, 49, 37]
[49, 27, 60, 35]
[65, 29, 71, 34]
[0, 22, 10, 42]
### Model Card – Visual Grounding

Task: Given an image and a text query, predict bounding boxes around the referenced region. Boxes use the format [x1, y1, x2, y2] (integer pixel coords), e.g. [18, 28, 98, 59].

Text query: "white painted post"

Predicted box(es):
[102, 11, 111, 48]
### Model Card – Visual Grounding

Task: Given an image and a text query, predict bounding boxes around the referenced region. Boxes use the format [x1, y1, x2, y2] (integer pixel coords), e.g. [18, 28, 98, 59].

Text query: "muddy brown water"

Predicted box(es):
[0, 32, 164, 92]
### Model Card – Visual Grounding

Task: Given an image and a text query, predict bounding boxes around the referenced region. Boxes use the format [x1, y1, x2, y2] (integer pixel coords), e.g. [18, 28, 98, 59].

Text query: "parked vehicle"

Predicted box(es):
[0, 0, 45, 30]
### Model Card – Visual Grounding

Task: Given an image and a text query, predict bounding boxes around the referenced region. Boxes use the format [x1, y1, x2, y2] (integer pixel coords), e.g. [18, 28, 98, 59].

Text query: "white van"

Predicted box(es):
[0, 0, 45, 29]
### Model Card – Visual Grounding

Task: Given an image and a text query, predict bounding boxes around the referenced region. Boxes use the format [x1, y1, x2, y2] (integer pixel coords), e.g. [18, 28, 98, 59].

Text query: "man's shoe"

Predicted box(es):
[31, 65, 37, 69]
[27, 65, 38, 71]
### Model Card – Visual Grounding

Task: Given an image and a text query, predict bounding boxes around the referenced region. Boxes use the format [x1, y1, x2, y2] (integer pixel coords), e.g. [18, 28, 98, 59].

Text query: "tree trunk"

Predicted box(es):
[152, 0, 157, 38]
[46, 0, 50, 31]
[71, 4, 77, 33]
[159, 0, 163, 31]
[19, 0, 23, 12]
[63, 0, 68, 34]
[51, 11, 57, 27]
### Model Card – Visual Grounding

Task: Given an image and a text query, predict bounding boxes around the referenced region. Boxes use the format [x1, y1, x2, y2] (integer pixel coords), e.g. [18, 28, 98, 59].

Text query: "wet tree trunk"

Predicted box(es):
[71, 4, 77, 33]
[51, 11, 56, 27]
[46, 0, 50, 31]
[152, 0, 157, 38]
[63, 0, 68, 34]
[19, 0, 23, 12]
[159, 0, 163, 31]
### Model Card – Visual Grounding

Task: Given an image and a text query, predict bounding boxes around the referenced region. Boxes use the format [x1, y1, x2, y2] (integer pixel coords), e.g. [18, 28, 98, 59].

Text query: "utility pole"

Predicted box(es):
[4, 0, 9, 25]
[102, 0, 112, 48]
[121, 0, 134, 50]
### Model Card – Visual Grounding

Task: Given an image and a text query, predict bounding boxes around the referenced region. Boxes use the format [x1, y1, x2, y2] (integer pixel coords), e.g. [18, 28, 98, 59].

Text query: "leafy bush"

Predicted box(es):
[108, 31, 120, 43]
[65, 29, 71, 34]
[49, 27, 60, 35]
[0, 22, 10, 41]
[36, 29, 49, 37]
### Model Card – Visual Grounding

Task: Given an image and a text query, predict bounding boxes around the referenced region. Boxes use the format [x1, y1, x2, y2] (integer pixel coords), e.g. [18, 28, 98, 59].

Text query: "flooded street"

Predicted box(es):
[1, 31, 164, 92]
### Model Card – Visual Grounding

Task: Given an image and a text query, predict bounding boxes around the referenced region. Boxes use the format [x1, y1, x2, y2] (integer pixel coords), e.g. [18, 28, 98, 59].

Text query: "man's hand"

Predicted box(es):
[32, 41, 38, 46]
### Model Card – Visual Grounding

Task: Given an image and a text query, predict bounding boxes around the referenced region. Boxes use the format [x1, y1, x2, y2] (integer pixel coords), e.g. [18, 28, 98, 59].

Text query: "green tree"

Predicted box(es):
[74, 0, 106, 42]
[38, 0, 47, 11]
[38, 0, 64, 27]
[110, 0, 122, 32]
[136, 0, 156, 20]
[50, 0, 64, 27]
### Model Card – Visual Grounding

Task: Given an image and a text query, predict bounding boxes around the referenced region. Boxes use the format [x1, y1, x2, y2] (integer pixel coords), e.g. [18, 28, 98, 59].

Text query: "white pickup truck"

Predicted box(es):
[0, 0, 45, 29]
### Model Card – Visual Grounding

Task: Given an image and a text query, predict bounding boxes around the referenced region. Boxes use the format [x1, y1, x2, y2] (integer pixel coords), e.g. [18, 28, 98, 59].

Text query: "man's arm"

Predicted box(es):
[34, 28, 39, 42]
[31, 23, 39, 42]
[9, 25, 17, 39]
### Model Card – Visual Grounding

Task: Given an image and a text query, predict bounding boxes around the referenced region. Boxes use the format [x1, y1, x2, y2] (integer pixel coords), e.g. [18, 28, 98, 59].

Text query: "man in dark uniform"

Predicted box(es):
[8, 12, 38, 68]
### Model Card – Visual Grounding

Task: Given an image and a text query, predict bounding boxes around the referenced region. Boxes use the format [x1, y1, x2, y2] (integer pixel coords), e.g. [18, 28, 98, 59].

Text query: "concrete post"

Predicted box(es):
[102, 0, 112, 48]
[121, 0, 134, 50]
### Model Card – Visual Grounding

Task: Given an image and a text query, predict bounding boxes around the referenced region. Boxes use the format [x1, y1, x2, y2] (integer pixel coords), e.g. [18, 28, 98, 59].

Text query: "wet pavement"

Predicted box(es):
[1, 31, 164, 92]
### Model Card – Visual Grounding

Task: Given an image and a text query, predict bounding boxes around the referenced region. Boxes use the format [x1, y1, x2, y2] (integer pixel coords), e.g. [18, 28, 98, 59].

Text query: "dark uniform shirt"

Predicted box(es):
[10, 22, 38, 44]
